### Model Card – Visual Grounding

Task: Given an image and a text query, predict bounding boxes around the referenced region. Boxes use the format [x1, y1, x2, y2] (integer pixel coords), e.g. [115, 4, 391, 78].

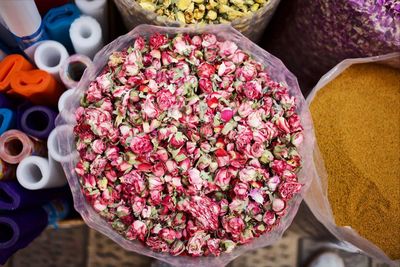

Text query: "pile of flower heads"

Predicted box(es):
[74, 32, 304, 257]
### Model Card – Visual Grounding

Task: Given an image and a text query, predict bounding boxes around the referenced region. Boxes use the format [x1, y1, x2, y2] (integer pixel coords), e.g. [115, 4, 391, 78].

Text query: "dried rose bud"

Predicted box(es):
[272, 198, 285, 212]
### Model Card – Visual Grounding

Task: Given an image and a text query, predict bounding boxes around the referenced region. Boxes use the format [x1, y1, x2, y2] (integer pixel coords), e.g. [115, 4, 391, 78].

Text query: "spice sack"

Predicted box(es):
[306, 52, 400, 265]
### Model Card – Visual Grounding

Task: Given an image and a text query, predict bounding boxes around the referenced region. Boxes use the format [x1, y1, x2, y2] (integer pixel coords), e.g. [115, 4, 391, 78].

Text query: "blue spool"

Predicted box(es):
[43, 3, 80, 54]
[0, 108, 16, 135]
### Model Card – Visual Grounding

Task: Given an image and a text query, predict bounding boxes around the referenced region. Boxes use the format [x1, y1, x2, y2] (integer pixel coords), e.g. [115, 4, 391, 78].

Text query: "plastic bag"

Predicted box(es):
[263, 0, 400, 93]
[112, 0, 280, 42]
[305, 52, 400, 266]
[55, 24, 317, 266]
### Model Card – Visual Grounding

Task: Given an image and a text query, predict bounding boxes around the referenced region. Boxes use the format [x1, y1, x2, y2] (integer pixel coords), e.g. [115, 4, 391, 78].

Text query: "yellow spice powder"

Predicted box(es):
[310, 63, 400, 259]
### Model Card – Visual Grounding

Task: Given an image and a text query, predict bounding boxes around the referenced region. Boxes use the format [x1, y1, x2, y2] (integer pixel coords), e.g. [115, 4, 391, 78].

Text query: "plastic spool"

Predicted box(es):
[34, 40, 69, 81]
[0, 109, 15, 135]
[58, 89, 77, 124]
[20, 106, 57, 140]
[43, 3, 81, 54]
[0, 130, 42, 165]
[74, 0, 107, 39]
[59, 54, 93, 88]
[0, 0, 47, 60]
[16, 155, 67, 190]
[69, 16, 103, 59]
[47, 125, 77, 163]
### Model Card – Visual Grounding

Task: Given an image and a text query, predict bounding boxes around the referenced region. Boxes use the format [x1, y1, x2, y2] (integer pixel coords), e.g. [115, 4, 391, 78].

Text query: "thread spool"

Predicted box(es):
[20, 106, 57, 140]
[0, 130, 46, 165]
[16, 154, 67, 190]
[43, 3, 81, 54]
[34, 40, 69, 81]
[0, 0, 48, 60]
[0, 109, 16, 135]
[59, 54, 93, 88]
[47, 125, 77, 163]
[70, 16, 103, 59]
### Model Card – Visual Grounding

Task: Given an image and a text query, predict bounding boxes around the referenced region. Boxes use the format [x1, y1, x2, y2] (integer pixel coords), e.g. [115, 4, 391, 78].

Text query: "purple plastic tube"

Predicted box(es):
[0, 181, 69, 211]
[20, 105, 58, 139]
[0, 199, 70, 264]
[0, 93, 13, 109]
[0, 207, 48, 264]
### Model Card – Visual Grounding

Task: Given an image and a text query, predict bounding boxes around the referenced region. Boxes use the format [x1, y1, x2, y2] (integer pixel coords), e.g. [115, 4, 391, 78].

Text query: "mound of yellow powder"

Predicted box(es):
[310, 63, 400, 259]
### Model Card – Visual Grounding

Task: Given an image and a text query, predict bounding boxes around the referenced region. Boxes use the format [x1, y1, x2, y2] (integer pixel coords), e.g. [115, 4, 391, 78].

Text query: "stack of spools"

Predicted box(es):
[0, 0, 107, 263]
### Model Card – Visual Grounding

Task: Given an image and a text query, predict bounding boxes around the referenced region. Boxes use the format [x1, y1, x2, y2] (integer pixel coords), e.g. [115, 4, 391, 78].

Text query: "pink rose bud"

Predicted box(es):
[179, 158, 191, 172]
[276, 116, 291, 133]
[272, 198, 285, 212]
[244, 81, 262, 100]
[278, 181, 302, 200]
[239, 167, 257, 183]
[220, 108, 234, 122]
[260, 150, 274, 164]
[130, 136, 153, 154]
[149, 33, 168, 49]
[199, 78, 214, 94]
[191, 35, 202, 47]
[231, 50, 248, 64]
[267, 175, 281, 192]
[159, 228, 177, 244]
[207, 239, 221, 256]
[170, 240, 185, 256]
[170, 132, 187, 148]
[238, 102, 253, 117]
[197, 62, 216, 78]
[187, 231, 208, 256]
[263, 211, 276, 225]
[282, 170, 297, 182]
[250, 142, 265, 158]
[202, 33, 217, 47]
[188, 168, 203, 191]
[218, 61, 236, 76]
[291, 132, 304, 147]
[215, 168, 232, 191]
[145, 237, 169, 253]
[134, 36, 145, 50]
[233, 182, 249, 199]
[221, 239, 236, 253]
[218, 40, 238, 57]
[93, 199, 107, 212]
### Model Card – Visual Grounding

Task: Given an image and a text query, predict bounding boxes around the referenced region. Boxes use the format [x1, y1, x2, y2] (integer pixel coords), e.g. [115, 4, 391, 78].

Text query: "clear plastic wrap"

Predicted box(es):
[112, 0, 281, 42]
[305, 52, 400, 266]
[55, 24, 317, 266]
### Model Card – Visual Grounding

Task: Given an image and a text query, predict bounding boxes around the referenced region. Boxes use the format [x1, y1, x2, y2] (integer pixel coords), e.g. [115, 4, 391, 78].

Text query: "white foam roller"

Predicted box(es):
[34, 40, 69, 81]
[58, 89, 74, 113]
[70, 16, 103, 59]
[47, 125, 78, 163]
[16, 155, 67, 190]
[58, 89, 77, 124]
[74, 0, 107, 39]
